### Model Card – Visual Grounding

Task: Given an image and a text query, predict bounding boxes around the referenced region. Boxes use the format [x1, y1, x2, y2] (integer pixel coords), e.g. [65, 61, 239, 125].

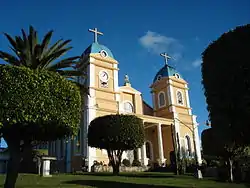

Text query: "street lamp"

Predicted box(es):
[174, 117, 203, 179]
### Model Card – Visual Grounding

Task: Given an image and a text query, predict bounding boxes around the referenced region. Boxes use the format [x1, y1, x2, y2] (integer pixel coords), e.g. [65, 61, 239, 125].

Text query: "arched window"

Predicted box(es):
[185, 135, 192, 156]
[157, 75, 162, 81]
[177, 91, 183, 105]
[124, 102, 134, 113]
[158, 92, 165, 107]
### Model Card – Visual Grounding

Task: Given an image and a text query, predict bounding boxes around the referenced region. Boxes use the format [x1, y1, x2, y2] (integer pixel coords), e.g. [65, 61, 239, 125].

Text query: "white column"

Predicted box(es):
[185, 84, 192, 115]
[157, 123, 165, 164]
[113, 63, 120, 113]
[137, 148, 142, 162]
[141, 143, 147, 166]
[168, 79, 176, 113]
[86, 58, 97, 172]
[192, 115, 203, 179]
[192, 115, 202, 165]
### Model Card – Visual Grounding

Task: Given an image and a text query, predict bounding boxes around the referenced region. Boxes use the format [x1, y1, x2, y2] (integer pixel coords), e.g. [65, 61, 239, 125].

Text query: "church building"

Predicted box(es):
[48, 28, 202, 172]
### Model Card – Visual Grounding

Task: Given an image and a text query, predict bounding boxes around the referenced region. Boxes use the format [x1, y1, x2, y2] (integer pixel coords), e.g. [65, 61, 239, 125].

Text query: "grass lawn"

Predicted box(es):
[0, 172, 248, 188]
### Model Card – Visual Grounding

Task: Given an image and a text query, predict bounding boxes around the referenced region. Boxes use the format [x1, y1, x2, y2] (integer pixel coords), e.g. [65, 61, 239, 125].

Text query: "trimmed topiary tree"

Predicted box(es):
[0, 65, 81, 188]
[202, 24, 250, 146]
[201, 24, 250, 182]
[88, 114, 145, 175]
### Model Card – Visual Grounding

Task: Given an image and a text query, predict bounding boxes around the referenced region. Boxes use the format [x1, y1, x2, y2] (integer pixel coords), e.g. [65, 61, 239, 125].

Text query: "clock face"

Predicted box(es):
[100, 50, 108, 58]
[99, 70, 109, 82]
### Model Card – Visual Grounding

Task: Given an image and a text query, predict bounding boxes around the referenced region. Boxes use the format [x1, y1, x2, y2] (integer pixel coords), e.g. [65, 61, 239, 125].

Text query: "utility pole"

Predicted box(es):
[174, 117, 203, 179]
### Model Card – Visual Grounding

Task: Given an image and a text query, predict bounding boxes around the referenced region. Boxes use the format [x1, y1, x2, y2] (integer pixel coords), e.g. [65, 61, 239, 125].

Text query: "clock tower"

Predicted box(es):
[78, 28, 120, 170]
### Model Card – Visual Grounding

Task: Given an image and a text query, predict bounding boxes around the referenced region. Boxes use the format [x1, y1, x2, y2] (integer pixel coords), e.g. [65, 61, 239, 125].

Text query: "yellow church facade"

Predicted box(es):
[48, 28, 202, 173]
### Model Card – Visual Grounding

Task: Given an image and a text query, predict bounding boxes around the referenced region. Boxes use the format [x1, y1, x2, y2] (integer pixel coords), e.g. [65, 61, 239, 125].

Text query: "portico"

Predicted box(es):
[136, 114, 175, 166]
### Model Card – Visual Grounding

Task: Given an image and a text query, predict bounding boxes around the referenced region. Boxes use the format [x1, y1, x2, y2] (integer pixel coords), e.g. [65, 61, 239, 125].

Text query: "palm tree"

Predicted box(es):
[0, 25, 84, 79]
[0, 26, 87, 188]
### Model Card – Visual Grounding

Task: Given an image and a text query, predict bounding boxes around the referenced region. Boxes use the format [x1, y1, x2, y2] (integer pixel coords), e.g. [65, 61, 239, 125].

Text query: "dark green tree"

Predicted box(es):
[201, 128, 244, 182]
[0, 65, 81, 188]
[88, 114, 145, 175]
[0, 25, 85, 79]
[202, 24, 250, 145]
[201, 24, 250, 182]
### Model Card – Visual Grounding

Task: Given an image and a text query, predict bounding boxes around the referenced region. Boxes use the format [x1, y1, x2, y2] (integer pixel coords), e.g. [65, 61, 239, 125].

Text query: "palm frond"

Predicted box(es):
[49, 39, 71, 55]
[0, 51, 20, 65]
[21, 29, 30, 59]
[21, 29, 27, 41]
[40, 30, 53, 57]
[56, 69, 85, 77]
[28, 26, 38, 56]
[40, 39, 63, 59]
[46, 56, 80, 70]
[14, 36, 28, 66]
[39, 47, 73, 69]
[4, 33, 17, 50]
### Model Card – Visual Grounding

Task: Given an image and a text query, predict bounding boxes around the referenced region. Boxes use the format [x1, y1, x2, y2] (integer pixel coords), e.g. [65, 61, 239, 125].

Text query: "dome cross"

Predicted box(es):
[160, 52, 171, 65]
[88, 27, 103, 43]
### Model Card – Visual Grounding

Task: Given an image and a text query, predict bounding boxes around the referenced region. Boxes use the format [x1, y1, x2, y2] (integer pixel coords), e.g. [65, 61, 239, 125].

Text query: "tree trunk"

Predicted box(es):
[228, 158, 234, 182]
[107, 149, 123, 176]
[4, 140, 21, 188]
[113, 163, 120, 176]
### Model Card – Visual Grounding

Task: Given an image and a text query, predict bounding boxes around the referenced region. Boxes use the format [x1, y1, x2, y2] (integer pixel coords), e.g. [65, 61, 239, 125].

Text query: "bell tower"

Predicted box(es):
[78, 28, 120, 171]
[150, 52, 198, 162]
[150, 53, 192, 118]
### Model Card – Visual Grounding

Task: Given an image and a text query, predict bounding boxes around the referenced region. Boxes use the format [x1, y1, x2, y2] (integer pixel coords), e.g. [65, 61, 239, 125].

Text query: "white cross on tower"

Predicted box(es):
[88, 28, 103, 43]
[160, 52, 171, 65]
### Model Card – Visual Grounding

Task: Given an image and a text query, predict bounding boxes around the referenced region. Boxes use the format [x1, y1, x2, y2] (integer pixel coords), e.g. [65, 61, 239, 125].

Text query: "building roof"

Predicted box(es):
[82, 42, 114, 58]
[153, 64, 182, 83]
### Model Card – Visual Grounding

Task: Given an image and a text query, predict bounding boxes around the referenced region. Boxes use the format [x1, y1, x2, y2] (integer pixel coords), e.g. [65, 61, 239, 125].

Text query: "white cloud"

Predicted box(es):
[139, 31, 183, 61]
[192, 59, 202, 68]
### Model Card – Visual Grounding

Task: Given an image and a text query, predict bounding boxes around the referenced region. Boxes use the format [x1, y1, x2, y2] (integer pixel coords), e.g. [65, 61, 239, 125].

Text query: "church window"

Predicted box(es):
[173, 73, 180, 79]
[100, 50, 108, 58]
[124, 102, 134, 113]
[158, 92, 166, 108]
[185, 135, 192, 157]
[157, 75, 162, 81]
[177, 91, 184, 105]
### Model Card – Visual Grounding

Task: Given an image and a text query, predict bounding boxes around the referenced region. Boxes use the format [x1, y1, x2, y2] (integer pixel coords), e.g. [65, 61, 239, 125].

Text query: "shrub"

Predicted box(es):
[122, 159, 131, 167]
[132, 159, 141, 167]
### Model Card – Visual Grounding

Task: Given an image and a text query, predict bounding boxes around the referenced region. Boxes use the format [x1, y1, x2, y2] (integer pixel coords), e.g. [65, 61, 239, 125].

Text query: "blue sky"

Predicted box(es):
[0, 0, 249, 147]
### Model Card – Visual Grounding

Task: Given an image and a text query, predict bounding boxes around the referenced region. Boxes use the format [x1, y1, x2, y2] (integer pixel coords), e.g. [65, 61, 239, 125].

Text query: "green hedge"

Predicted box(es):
[0, 65, 81, 141]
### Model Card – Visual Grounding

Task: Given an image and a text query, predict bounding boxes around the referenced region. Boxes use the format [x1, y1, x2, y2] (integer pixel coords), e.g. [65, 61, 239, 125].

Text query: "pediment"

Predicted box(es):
[119, 86, 141, 95]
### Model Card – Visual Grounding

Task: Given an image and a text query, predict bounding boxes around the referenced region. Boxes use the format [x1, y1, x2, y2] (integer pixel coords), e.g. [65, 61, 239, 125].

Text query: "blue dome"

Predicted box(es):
[153, 65, 182, 83]
[82, 42, 114, 58]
